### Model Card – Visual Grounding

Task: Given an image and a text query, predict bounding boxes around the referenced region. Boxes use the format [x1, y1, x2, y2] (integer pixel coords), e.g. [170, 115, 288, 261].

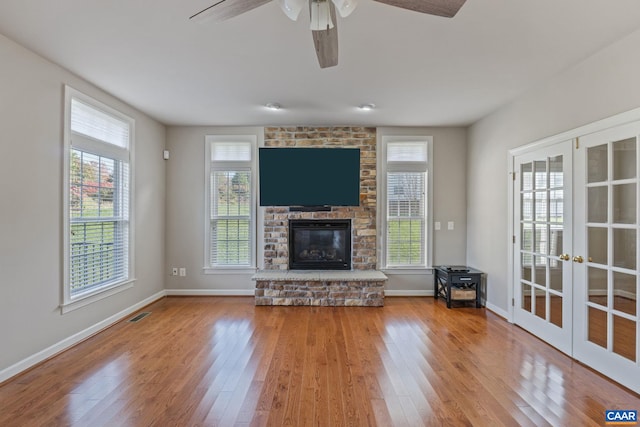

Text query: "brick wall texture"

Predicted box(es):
[262, 126, 377, 270]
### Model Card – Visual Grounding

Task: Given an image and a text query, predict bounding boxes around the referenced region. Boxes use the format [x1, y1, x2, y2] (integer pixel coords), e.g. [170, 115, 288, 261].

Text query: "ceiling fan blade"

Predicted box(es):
[371, 0, 466, 18]
[311, 2, 338, 68]
[189, 0, 272, 22]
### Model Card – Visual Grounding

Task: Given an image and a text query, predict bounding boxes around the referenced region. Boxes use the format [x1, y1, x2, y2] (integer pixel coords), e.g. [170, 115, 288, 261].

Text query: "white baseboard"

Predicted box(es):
[485, 302, 509, 320]
[165, 289, 434, 297]
[165, 289, 255, 296]
[0, 290, 166, 384]
[384, 290, 433, 297]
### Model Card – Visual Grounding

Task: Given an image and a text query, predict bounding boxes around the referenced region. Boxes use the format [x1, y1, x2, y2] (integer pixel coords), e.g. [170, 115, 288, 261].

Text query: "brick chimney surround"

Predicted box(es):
[252, 127, 387, 306]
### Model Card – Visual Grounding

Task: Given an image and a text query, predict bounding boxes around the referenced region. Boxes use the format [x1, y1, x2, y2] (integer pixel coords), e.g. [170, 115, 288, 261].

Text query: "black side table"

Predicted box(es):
[434, 266, 483, 308]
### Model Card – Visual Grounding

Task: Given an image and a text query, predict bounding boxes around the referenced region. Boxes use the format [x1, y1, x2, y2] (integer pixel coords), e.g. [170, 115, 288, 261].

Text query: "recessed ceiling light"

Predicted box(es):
[358, 103, 376, 111]
[265, 103, 282, 110]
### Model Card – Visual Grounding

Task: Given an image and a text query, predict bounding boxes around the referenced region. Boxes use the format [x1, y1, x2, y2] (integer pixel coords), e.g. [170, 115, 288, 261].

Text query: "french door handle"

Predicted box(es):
[559, 254, 570, 261]
[573, 255, 584, 263]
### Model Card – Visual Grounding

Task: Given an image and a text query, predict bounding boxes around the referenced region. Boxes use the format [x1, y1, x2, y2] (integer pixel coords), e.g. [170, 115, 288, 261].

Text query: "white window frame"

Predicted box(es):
[62, 86, 135, 313]
[204, 135, 258, 274]
[379, 135, 433, 270]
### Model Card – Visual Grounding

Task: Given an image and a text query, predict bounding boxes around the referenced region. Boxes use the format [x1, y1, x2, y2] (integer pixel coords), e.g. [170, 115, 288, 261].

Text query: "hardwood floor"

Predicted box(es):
[1, 296, 639, 426]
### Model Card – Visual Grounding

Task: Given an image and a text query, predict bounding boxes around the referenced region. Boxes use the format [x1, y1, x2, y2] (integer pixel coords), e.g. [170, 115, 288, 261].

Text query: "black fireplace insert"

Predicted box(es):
[289, 219, 351, 270]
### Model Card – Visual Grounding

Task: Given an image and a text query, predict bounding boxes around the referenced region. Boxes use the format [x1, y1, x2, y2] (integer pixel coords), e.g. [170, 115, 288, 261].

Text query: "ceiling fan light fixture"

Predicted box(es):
[265, 102, 282, 110]
[331, 0, 358, 18]
[277, 0, 306, 20]
[359, 103, 376, 111]
[309, 0, 334, 31]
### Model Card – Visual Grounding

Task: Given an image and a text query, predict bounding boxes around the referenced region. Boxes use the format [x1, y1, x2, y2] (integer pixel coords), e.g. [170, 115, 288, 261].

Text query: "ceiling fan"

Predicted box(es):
[190, 0, 467, 68]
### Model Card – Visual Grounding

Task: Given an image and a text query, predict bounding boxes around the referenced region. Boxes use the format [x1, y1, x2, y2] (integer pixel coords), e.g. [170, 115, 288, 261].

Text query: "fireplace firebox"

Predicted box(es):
[289, 219, 351, 270]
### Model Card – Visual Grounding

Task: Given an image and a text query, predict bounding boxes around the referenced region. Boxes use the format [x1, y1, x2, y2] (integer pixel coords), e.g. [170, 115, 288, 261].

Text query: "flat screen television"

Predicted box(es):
[259, 147, 360, 207]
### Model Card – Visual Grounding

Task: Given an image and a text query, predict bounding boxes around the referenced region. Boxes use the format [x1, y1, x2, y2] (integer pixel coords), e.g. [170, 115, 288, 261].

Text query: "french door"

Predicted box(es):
[513, 141, 573, 355]
[512, 121, 640, 394]
[573, 122, 640, 392]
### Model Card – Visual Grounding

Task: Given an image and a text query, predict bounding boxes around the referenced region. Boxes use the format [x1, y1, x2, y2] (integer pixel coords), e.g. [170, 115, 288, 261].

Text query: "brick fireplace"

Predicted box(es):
[254, 127, 387, 306]
[262, 127, 377, 271]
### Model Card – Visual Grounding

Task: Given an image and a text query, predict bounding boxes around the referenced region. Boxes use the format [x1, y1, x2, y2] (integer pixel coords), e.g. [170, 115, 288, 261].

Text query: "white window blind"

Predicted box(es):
[71, 99, 130, 149]
[66, 90, 132, 300]
[70, 150, 129, 295]
[211, 170, 251, 266]
[211, 141, 252, 162]
[387, 141, 428, 163]
[386, 172, 426, 266]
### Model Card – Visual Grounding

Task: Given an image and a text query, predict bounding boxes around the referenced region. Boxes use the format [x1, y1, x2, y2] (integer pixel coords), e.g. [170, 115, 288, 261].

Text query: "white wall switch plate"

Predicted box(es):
[435, 222, 441, 230]
[179, 267, 186, 277]
[448, 221, 454, 230]
[172, 267, 178, 276]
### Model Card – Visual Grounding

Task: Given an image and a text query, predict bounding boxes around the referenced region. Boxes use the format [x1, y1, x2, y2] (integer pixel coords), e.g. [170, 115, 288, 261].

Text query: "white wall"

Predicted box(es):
[378, 127, 468, 293]
[0, 33, 166, 373]
[165, 126, 263, 293]
[467, 27, 640, 315]
[166, 126, 467, 294]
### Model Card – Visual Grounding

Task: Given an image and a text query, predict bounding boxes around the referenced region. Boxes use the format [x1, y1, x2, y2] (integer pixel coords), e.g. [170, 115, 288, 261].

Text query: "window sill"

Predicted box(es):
[203, 267, 257, 275]
[60, 279, 135, 314]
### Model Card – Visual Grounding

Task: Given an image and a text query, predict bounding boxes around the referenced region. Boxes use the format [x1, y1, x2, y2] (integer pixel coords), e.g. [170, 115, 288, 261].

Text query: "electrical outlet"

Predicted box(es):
[448, 221, 455, 230]
[435, 221, 441, 230]
[171, 267, 178, 276]
[179, 267, 186, 277]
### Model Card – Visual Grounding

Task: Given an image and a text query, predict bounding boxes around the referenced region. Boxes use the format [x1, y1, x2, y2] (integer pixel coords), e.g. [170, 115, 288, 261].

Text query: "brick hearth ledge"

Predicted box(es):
[252, 270, 388, 307]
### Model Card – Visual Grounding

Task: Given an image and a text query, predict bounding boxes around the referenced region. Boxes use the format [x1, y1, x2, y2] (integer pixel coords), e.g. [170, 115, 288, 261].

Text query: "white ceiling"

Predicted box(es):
[1, 0, 640, 127]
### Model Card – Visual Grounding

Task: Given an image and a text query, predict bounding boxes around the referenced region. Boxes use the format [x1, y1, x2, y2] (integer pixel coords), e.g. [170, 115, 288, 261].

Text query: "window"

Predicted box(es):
[380, 137, 432, 268]
[205, 136, 257, 271]
[63, 87, 134, 311]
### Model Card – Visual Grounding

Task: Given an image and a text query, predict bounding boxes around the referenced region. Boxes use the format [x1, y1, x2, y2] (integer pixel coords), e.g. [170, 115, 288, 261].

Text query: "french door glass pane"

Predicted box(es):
[588, 307, 608, 349]
[613, 138, 636, 180]
[588, 267, 608, 306]
[522, 194, 533, 221]
[587, 144, 608, 183]
[613, 228, 636, 270]
[588, 186, 608, 223]
[534, 224, 548, 253]
[613, 315, 636, 362]
[521, 162, 533, 191]
[550, 228, 563, 257]
[522, 283, 532, 312]
[588, 227, 608, 265]
[521, 253, 532, 281]
[549, 190, 564, 224]
[550, 295, 563, 328]
[535, 191, 547, 221]
[534, 256, 547, 287]
[535, 288, 546, 320]
[613, 271, 637, 316]
[613, 183, 636, 224]
[534, 160, 547, 189]
[522, 223, 533, 251]
[549, 155, 563, 187]
[549, 261, 563, 292]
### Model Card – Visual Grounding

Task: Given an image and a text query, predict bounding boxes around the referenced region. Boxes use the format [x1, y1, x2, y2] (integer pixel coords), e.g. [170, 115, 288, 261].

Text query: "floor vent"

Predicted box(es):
[128, 312, 151, 322]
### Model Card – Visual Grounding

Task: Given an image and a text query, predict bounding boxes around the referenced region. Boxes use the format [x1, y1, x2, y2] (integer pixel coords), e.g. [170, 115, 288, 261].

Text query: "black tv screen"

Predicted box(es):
[259, 147, 360, 207]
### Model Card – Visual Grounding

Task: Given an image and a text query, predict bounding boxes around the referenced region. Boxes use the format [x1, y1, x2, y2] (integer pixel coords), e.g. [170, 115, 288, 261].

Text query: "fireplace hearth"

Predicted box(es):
[289, 219, 351, 270]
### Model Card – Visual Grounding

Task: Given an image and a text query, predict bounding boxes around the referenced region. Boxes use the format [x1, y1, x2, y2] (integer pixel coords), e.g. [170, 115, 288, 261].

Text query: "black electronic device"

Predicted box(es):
[445, 266, 470, 272]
